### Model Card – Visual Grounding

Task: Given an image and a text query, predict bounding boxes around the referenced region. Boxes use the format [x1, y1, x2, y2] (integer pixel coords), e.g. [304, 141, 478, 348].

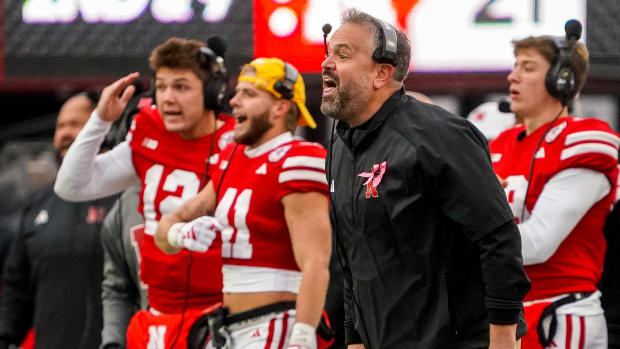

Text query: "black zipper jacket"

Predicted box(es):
[0, 184, 115, 349]
[327, 88, 530, 349]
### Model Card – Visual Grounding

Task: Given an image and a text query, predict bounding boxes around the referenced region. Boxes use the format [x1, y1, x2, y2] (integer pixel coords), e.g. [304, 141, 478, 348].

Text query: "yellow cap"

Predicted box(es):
[238, 57, 316, 129]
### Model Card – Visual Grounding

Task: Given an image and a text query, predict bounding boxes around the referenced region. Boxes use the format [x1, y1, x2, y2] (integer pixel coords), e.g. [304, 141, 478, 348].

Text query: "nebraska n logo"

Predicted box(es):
[358, 161, 387, 198]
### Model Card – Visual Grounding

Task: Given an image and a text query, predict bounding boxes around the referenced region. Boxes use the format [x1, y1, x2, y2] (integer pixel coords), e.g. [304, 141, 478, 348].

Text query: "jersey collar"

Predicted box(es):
[244, 132, 294, 158]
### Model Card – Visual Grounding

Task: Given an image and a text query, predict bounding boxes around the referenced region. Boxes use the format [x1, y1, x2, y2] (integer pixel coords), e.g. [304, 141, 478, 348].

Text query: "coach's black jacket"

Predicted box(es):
[0, 184, 115, 349]
[328, 88, 530, 349]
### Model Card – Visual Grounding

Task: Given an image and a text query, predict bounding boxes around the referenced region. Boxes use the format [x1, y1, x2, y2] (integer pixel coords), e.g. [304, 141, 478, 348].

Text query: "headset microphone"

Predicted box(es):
[498, 100, 512, 113]
[322, 23, 332, 55]
[564, 19, 582, 43]
[545, 19, 582, 106]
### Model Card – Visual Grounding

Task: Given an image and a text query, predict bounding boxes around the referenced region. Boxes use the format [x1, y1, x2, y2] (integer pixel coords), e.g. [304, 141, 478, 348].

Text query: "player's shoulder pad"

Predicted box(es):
[287, 140, 327, 157]
[555, 117, 620, 169]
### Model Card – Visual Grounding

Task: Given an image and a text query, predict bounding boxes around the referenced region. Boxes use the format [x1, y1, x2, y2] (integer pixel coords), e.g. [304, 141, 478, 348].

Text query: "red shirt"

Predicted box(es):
[210, 133, 328, 292]
[128, 106, 234, 312]
[490, 117, 619, 301]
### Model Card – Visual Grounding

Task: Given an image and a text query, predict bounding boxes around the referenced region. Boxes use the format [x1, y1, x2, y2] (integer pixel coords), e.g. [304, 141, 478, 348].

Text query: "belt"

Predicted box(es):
[207, 301, 296, 349]
[224, 301, 296, 325]
[537, 292, 594, 347]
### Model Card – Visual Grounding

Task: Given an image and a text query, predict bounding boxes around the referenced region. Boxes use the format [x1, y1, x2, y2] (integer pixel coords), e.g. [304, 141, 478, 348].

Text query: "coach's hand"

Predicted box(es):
[97, 72, 139, 122]
[168, 216, 222, 253]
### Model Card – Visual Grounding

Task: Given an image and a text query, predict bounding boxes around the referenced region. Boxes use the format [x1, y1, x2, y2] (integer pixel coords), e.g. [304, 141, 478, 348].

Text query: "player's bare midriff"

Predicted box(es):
[224, 291, 297, 313]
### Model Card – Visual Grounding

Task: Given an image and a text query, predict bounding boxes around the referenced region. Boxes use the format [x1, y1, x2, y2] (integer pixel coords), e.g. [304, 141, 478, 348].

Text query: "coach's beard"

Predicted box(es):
[321, 82, 370, 125]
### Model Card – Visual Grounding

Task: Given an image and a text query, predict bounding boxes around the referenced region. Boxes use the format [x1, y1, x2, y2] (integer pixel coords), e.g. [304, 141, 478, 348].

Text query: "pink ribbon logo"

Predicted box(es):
[358, 161, 387, 198]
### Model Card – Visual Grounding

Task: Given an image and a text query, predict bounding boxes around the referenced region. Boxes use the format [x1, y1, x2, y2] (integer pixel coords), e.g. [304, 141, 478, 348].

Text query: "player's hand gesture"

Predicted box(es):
[96, 72, 139, 122]
[168, 216, 222, 253]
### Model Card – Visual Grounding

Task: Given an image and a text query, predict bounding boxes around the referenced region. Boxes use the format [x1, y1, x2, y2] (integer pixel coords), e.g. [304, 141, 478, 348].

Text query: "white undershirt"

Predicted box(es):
[519, 168, 610, 265]
[54, 111, 139, 201]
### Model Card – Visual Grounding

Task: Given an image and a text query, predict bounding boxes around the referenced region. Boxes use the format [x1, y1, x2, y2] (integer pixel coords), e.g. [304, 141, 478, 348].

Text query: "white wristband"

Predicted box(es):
[288, 322, 316, 348]
[167, 222, 185, 249]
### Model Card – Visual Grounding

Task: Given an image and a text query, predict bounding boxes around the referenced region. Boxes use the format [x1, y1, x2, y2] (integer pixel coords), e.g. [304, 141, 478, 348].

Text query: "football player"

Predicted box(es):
[490, 33, 619, 348]
[54, 38, 235, 348]
[155, 58, 331, 349]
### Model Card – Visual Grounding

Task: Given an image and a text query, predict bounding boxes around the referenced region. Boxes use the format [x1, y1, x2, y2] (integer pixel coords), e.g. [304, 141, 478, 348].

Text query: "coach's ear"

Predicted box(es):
[373, 63, 394, 90]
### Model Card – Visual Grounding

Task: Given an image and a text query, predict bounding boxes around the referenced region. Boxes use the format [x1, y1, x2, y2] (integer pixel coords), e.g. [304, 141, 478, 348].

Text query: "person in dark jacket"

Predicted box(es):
[100, 184, 147, 349]
[0, 94, 116, 349]
[320, 9, 530, 349]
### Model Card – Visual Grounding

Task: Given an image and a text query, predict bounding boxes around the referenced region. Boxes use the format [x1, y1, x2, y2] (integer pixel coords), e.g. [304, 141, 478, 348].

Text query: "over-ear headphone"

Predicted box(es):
[273, 62, 298, 100]
[199, 35, 228, 111]
[151, 36, 228, 112]
[372, 19, 398, 66]
[544, 19, 582, 106]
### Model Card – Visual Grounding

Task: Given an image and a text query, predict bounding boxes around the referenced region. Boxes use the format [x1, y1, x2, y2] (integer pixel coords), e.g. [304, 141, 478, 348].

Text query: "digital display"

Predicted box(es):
[2, 0, 253, 78]
[0, 0, 595, 81]
[254, 0, 587, 73]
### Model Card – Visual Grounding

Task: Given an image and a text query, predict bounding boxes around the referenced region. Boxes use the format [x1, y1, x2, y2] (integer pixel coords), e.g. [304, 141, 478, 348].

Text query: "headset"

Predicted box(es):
[544, 19, 582, 106]
[273, 62, 298, 100]
[520, 19, 582, 222]
[151, 36, 228, 113]
[198, 37, 228, 111]
[372, 19, 398, 66]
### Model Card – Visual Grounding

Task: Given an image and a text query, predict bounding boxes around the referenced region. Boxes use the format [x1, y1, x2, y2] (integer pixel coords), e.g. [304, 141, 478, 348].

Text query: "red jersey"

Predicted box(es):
[490, 117, 619, 301]
[210, 133, 328, 293]
[128, 106, 234, 312]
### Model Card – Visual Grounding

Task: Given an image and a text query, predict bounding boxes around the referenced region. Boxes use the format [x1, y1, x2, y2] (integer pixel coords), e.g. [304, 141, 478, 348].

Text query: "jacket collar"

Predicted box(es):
[336, 87, 406, 151]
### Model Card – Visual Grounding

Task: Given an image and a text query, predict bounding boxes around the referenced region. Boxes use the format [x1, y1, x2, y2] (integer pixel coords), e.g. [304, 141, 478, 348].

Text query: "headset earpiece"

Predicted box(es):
[199, 46, 228, 112]
[372, 19, 398, 66]
[545, 36, 576, 106]
[273, 62, 298, 100]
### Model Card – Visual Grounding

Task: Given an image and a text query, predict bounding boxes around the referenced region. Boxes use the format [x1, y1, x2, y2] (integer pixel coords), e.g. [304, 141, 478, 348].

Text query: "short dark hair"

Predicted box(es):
[149, 37, 209, 82]
[512, 36, 589, 95]
[341, 8, 411, 82]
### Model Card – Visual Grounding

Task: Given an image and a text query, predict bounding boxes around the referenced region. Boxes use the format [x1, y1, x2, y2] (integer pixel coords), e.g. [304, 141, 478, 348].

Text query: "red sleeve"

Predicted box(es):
[557, 119, 620, 179]
[275, 142, 329, 200]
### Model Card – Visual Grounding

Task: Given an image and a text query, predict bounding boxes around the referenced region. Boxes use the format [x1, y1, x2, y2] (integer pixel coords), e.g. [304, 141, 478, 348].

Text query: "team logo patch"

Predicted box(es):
[218, 131, 234, 150]
[269, 145, 292, 163]
[545, 121, 568, 143]
[142, 137, 158, 150]
[358, 161, 387, 198]
[86, 206, 107, 223]
[255, 163, 267, 175]
[208, 153, 219, 165]
[34, 210, 49, 225]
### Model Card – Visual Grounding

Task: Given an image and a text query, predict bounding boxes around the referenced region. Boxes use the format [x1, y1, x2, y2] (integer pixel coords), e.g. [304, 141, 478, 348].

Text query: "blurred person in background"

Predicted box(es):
[0, 92, 117, 349]
[490, 28, 618, 348]
[467, 101, 517, 141]
[100, 184, 147, 349]
[54, 37, 235, 349]
[323, 9, 529, 349]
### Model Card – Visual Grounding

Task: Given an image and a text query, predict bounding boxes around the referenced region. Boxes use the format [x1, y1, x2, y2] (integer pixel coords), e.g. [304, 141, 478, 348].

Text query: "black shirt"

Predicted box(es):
[328, 88, 530, 349]
[0, 184, 115, 349]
